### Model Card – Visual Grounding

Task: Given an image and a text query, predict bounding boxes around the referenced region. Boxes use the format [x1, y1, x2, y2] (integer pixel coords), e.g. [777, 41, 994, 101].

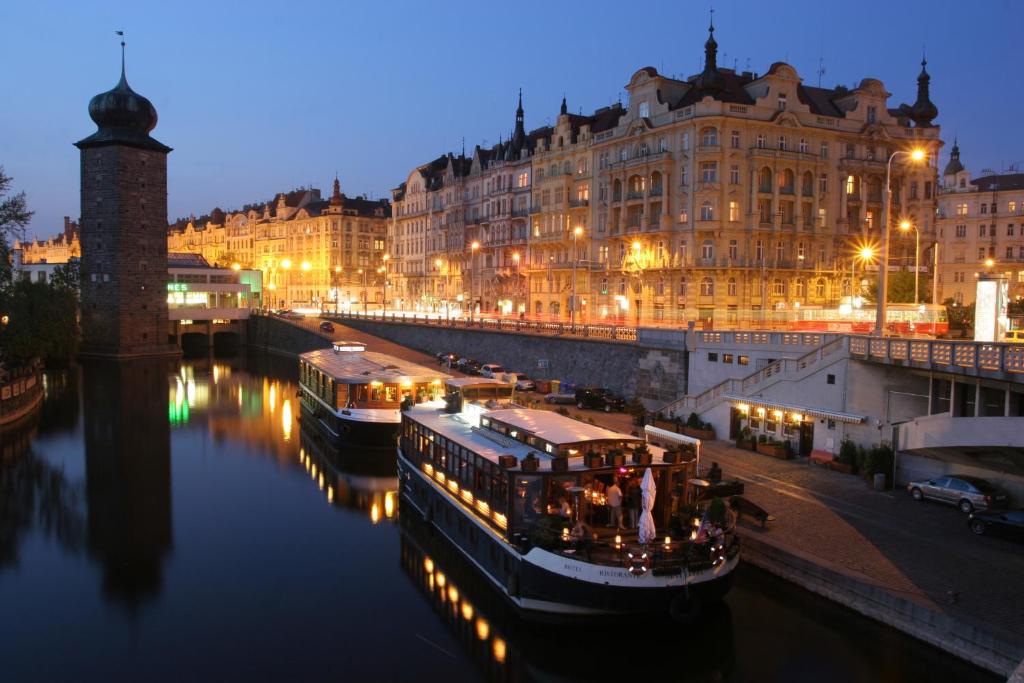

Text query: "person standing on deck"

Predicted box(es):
[607, 479, 624, 531]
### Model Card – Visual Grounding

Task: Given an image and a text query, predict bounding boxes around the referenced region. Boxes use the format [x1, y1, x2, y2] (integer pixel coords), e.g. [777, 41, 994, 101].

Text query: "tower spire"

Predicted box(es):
[560, 93, 567, 116]
[116, 30, 126, 80]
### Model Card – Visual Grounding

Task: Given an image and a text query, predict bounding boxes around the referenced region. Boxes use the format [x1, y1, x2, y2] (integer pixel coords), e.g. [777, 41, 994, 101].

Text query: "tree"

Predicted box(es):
[0, 167, 34, 290]
[50, 261, 80, 295]
[944, 297, 974, 335]
[0, 167, 33, 242]
[0, 279, 79, 365]
[863, 271, 922, 304]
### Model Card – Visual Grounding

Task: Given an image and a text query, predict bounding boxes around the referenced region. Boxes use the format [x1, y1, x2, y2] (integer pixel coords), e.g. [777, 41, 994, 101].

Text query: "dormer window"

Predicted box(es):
[777, 93, 787, 111]
[638, 101, 650, 118]
[867, 105, 877, 123]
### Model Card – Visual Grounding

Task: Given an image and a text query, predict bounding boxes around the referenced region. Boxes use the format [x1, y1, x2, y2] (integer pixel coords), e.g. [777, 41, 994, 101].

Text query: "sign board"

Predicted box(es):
[537, 359, 550, 369]
[167, 282, 189, 292]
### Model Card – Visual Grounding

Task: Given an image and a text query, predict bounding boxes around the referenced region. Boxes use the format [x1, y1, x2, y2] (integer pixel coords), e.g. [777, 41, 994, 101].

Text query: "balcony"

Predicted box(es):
[697, 144, 721, 154]
[758, 184, 772, 194]
[608, 150, 671, 169]
[511, 208, 529, 218]
[748, 147, 818, 163]
[626, 191, 645, 201]
[649, 187, 664, 198]
[569, 198, 590, 208]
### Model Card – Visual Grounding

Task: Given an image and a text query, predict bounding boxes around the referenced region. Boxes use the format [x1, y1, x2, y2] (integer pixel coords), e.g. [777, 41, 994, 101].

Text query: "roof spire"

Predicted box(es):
[696, 9, 725, 95]
[908, 50, 938, 127]
[560, 93, 567, 116]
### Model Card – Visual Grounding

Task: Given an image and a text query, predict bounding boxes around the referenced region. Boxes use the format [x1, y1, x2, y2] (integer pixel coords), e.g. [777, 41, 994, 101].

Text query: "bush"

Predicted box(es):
[837, 439, 858, 465]
[686, 412, 702, 428]
[555, 407, 570, 416]
[860, 444, 894, 475]
[738, 426, 752, 441]
[758, 434, 768, 444]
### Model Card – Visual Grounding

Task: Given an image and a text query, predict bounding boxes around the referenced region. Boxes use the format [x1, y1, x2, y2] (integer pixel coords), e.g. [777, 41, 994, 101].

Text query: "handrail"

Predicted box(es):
[663, 336, 850, 416]
[848, 335, 1024, 375]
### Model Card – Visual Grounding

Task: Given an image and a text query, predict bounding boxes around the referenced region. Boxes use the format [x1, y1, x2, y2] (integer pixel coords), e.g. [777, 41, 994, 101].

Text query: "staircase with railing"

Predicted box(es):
[662, 336, 851, 417]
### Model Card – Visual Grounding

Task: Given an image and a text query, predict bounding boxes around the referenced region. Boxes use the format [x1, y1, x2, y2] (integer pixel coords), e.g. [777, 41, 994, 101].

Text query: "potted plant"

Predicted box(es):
[830, 439, 857, 474]
[662, 447, 680, 464]
[683, 413, 716, 439]
[757, 438, 791, 459]
[631, 444, 653, 465]
[736, 426, 754, 450]
[584, 449, 603, 468]
[606, 448, 625, 468]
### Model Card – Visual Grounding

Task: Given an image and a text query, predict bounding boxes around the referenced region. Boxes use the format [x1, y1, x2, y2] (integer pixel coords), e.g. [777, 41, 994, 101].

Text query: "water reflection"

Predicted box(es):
[0, 419, 86, 570]
[299, 422, 398, 523]
[399, 508, 735, 682]
[82, 359, 172, 607]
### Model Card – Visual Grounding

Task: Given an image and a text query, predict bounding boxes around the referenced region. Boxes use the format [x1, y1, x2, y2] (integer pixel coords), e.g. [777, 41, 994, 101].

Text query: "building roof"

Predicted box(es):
[76, 59, 171, 154]
[300, 347, 450, 384]
[483, 408, 638, 446]
[167, 253, 212, 268]
[971, 173, 1024, 193]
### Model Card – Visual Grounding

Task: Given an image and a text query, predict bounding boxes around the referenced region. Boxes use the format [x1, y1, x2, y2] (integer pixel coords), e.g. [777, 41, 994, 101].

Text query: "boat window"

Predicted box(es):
[513, 475, 544, 532]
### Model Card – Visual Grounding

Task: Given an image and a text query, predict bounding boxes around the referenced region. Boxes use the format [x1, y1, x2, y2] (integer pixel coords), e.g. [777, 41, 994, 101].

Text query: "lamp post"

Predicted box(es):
[571, 226, 583, 326]
[470, 241, 480, 318]
[358, 268, 367, 315]
[280, 258, 292, 309]
[381, 254, 390, 314]
[875, 148, 927, 335]
[899, 220, 921, 304]
[631, 240, 642, 327]
[512, 251, 521, 318]
[333, 265, 342, 314]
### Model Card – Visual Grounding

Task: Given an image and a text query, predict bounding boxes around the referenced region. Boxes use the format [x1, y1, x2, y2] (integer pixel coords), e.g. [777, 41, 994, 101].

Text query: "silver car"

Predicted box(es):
[907, 475, 1009, 513]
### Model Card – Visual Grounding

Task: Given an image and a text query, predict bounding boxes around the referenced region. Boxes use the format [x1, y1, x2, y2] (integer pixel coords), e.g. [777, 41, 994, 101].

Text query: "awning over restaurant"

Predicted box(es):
[720, 393, 867, 424]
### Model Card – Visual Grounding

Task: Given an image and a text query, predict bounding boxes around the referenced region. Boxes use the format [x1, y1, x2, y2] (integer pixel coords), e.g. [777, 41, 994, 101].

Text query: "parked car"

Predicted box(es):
[479, 364, 505, 379]
[907, 475, 1010, 513]
[278, 309, 303, 319]
[575, 386, 626, 412]
[968, 508, 1024, 539]
[544, 391, 576, 404]
[456, 358, 481, 375]
[512, 374, 536, 391]
[319, 321, 335, 333]
[436, 352, 458, 367]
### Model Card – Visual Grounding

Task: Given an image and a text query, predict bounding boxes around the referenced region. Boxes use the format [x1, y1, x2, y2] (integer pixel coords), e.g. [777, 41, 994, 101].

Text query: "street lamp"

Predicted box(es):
[875, 147, 927, 335]
[631, 241, 643, 326]
[470, 241, 480, 317]
[333, 265, 342, 314]
[512, 252, 521, 317]
[382, 254, 390, 313]
[571, 226, 584, 326]
[358, 268, 367, 315]
[898, 219, 921, 304]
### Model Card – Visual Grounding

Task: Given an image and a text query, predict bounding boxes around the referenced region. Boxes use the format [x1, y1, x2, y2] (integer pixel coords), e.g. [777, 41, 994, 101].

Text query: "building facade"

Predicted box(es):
[936, 142, 1024, 306]
[389, 22, 944, 327]
[167, 179, 390, 311]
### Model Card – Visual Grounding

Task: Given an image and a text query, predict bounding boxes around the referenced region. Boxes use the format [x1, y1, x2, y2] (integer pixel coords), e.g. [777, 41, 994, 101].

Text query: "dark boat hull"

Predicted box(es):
[300, 400, 398, 447]
[397, 447, 737, 621]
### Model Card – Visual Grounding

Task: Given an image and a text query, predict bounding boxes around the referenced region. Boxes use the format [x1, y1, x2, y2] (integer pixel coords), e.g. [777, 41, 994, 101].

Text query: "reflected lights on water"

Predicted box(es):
[281, 399, 292, 441]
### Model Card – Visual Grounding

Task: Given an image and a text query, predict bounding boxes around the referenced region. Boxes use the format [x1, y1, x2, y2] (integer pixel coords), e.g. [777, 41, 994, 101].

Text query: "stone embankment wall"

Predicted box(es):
[248, 316, 331, 357]
[741, 532, 1022, 678]
[319, 318, 688, 405]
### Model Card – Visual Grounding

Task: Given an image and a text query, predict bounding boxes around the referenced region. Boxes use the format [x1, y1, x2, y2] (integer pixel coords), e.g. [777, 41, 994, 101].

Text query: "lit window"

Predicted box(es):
[729, 201, 739, 222]
[700, 277, 714, 296]
[638, 101, 650, 118]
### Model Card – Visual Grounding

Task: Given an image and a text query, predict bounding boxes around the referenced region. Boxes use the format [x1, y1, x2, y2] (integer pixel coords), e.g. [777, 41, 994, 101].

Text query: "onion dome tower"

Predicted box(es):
[75, 41, 176, 358]
[695, 19, 725, 96]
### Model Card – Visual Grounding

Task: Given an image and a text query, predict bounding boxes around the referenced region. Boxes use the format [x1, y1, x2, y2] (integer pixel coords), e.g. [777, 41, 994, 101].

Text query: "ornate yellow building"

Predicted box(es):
[167, 179, 390, 310]
[389, 22, 943, 327]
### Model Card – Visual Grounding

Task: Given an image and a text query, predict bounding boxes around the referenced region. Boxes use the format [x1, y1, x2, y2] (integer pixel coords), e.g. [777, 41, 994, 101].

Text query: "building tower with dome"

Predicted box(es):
[75, 46, 178, 358]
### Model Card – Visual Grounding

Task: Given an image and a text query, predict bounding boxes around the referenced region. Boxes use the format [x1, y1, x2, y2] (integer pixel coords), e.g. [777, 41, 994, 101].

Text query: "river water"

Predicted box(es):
[0, 352, 998, 682]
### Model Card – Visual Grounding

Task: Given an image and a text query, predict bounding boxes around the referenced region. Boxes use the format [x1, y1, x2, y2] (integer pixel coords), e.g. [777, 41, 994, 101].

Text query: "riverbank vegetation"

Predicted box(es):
[0, 167, 80, 366]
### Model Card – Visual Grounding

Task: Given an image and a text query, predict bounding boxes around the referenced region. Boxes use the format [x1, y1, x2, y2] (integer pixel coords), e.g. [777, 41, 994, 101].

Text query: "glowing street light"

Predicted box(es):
[470, 241, 481, 316]
[231, 262, 241, 271]
[281, 259, 292, 270]
[300, 261, 311, 271]
[984, 258, 995, 268]
[876, 147, 928, 335]
[571, 227, 584, 326]
[899, 219, 921, 304]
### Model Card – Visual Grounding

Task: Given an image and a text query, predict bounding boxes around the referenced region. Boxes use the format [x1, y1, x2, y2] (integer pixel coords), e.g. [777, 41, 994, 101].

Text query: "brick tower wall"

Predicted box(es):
[79, 144, 171, 355]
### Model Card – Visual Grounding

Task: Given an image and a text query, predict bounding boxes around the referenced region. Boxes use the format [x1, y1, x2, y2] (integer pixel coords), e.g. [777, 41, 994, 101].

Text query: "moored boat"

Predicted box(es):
[298, 341, 450, 446]
[397, 401, 740, 622]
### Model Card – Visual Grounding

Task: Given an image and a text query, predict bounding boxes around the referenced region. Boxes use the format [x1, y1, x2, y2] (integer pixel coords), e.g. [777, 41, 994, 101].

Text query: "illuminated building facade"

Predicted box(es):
[936, 141, 1024, 306]
[389, 21, 942, 325]
[167, 179, 390, 310]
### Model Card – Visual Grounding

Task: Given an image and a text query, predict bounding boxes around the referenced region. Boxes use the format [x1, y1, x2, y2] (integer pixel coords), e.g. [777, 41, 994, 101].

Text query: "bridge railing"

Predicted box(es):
[849, 336, 1024, 375]
[325, 310, 640, 343]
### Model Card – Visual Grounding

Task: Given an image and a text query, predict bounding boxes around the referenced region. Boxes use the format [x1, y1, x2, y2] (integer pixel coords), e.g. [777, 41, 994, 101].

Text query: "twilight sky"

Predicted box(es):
[3, 0, 1021, 240]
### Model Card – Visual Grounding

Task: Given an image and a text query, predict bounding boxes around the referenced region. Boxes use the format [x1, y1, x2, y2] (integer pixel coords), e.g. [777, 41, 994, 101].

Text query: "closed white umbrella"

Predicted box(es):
[638, 467, 657, 544]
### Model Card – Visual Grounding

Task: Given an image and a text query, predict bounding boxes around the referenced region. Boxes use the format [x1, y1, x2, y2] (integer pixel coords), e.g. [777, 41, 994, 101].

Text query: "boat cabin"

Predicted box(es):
[400, 406, 700, 543]
[299, 341, 451, 415]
